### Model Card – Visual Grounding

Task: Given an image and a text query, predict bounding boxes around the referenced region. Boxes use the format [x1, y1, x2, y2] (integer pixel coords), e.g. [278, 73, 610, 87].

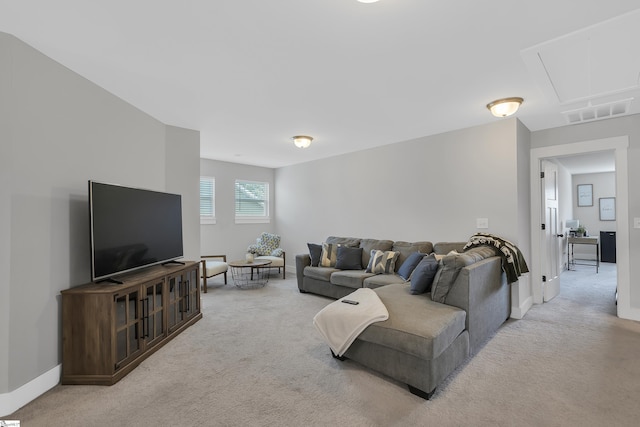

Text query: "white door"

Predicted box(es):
[542, 160, 562, 302]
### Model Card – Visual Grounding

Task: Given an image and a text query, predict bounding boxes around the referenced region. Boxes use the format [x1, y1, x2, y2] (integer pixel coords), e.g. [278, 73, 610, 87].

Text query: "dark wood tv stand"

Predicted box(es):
[61, 261, 201, 385]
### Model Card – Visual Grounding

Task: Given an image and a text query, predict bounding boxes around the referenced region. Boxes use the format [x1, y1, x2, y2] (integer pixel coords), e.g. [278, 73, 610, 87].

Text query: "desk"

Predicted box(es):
[567, 236, 599, 273]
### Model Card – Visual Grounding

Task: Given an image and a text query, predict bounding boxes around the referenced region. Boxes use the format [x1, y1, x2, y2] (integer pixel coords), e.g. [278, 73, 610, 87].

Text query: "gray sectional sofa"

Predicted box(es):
[296, 236, 510, 399]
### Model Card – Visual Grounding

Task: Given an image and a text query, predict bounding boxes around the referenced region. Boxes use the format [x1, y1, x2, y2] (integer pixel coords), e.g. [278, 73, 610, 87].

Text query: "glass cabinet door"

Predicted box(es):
[167, 273, 183, 332]
[143, 280, 165, 348]
[115, 289, 142, 368]
[185, 266, 200, 318]
[167, 265, 200, 332]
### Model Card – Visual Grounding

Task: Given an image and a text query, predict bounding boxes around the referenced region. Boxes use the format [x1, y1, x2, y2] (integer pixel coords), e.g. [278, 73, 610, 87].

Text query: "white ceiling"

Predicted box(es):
[554, 151, 616, 175]
[1, 1, 639, 168]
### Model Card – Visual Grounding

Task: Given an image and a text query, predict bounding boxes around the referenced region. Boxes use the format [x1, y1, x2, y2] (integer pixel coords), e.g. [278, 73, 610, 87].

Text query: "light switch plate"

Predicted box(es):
[476, 218, 489, 229]
[634, 217, 640, 229]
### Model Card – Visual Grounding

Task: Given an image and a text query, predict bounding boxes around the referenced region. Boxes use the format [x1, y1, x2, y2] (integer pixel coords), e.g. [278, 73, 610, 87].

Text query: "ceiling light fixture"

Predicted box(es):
[486, 97, 524, 117]
[292, 135, 313, 149]
[357, 0, 380, 3]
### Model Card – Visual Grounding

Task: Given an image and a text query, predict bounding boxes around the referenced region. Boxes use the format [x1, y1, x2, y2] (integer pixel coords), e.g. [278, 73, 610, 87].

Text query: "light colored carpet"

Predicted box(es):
[9, 263, 640, 426]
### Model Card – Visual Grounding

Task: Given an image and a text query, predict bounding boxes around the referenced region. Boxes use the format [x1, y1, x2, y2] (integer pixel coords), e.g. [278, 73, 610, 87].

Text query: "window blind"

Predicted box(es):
[235, 180, 268, 218]
[200, 177, 215, 220]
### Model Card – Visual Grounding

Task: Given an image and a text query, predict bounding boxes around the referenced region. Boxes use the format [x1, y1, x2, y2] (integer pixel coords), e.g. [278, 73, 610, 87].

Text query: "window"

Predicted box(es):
[235, 180, 270, 223]
[200, 176, 216, 224]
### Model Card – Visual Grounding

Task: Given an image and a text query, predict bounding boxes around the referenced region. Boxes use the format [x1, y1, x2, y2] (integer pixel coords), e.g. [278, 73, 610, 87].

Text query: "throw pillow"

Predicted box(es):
[307, 243, 322, 267]
[397, 251, 426, 281]
[320, 242, 339, 267]
[409, 254, 439, 294]
[366, 250, 400, 274]
[335, 246, 364, 270]
[430, 252, 471, 303]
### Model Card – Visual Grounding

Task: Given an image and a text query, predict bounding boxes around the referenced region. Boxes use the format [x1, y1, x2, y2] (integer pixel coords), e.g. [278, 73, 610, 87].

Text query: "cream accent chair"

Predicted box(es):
[201, 255, 228, 293]
[247, 232, 286, 279]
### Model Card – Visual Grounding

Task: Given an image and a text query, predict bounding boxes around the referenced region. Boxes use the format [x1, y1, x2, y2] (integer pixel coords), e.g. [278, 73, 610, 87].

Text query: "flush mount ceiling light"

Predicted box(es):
[357, 0, 380, 3]
[486, 97, 524, 117]
[292, 135, 313, 148]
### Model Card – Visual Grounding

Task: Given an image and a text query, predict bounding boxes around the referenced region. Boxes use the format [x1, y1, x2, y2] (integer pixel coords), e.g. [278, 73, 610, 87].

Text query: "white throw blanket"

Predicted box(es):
[313, 288, 389, 357]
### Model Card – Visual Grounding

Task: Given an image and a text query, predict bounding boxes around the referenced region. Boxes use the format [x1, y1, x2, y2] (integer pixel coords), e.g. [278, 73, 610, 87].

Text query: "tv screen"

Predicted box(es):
[89, 181, 184, 282]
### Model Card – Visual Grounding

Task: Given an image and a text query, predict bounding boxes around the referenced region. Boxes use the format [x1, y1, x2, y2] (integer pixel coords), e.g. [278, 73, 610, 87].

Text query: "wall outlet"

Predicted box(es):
[634, 217, 640, 229]
[476, 218, 489, 229]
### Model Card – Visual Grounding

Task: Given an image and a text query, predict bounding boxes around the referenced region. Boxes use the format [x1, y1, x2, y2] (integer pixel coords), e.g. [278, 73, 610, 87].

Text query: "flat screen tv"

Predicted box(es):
[89, 180, 184, 282]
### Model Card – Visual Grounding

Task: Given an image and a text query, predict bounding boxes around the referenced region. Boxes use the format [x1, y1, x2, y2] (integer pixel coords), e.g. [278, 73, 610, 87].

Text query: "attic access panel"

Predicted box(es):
[522, 9, 640, 105]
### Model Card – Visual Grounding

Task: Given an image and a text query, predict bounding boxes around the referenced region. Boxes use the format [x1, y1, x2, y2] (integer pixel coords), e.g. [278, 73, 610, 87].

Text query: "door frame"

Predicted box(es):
[530, 136, 636, 320]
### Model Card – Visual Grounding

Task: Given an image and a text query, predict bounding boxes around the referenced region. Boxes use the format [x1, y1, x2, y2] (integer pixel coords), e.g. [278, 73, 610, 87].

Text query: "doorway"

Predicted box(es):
[530, 136, 632, 320]
[553, 153, 618, 312]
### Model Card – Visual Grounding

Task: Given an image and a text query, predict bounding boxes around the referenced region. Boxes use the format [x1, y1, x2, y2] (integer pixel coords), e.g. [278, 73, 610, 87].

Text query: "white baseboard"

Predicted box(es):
[511, 296, 533, 319]
[617, 305, 640, 322]
[0, 364, 60, 417]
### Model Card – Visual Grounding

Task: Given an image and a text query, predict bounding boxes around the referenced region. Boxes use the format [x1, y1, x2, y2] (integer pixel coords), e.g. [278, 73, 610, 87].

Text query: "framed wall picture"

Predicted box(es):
[577, 184, 593, 207]
[599, 197, 616, 221]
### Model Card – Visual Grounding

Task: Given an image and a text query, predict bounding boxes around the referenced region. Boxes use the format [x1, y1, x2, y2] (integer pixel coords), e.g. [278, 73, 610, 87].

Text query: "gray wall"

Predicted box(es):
[200, 159, 276, 261]
[166, 126, 201, 261]
[0, 31, 11, 400]
[531, 114, 640, 306]
[274, 118, 529, 265]
[0, 32, 199, 404]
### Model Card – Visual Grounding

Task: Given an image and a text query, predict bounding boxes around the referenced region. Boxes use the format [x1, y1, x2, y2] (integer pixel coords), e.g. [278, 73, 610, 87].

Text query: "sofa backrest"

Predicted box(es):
[359, 238, 394, 269]
[391, 241, 433, 270]
[443, 256, 509, 354]
[326, 236, 434, 270]
[433, 242, 467, 254]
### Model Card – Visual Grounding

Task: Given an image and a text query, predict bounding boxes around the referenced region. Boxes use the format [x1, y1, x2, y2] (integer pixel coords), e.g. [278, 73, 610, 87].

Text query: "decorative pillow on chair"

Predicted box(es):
[307, 243, 323, 267]
[254, 232, 281, 256]
[397, 251, 426, 281]
[320, 242, 340, 267]
[366, 250, 400, 274]
[335, 246, 364, 270]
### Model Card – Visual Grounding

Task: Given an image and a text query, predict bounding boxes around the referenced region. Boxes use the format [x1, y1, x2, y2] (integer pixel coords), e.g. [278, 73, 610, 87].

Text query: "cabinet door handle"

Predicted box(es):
[185, 280, 190, 311]
[144, 298, 150, 338]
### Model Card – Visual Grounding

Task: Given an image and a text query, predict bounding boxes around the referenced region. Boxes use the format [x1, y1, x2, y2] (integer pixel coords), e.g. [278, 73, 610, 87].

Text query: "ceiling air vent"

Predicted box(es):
[562, 98, 633, 124]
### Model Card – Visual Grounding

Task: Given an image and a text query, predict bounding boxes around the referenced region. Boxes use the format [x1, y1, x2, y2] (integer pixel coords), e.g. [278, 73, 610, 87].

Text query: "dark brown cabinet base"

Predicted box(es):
[61, 261, 201, 385]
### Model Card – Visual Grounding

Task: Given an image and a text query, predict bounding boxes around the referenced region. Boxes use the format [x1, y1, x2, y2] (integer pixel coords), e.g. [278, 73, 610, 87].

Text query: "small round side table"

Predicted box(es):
[228, 259, 272, 289]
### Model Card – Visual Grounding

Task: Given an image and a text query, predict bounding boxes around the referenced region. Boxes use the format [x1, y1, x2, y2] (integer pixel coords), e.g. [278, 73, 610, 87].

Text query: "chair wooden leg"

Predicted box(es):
[223, 271, 228, 285]
[203, 275, 208, 293]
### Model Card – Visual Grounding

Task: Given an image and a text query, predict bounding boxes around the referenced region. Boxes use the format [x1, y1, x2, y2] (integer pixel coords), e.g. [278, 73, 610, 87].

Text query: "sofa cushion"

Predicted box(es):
[320, 242, 339, 267]
[331, 270, 374, 289]
[397, 251, 426, 281]
[359, 239, 394, 269]
[431, 249, 494, 303]
[358, 283, 466, 360]
[307, 243, 322, 267]
[326, 236, 362, 247]
[304, 266, 339, 282]
[335, 246, 364, 270]
[363, 273, 406, 288]
[464, 246, 498, 259]
[366, 250, 400, 274]
[409, 254, 439, 294]
[392, 241, 433, 271]
[433, 242, 466, 255]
